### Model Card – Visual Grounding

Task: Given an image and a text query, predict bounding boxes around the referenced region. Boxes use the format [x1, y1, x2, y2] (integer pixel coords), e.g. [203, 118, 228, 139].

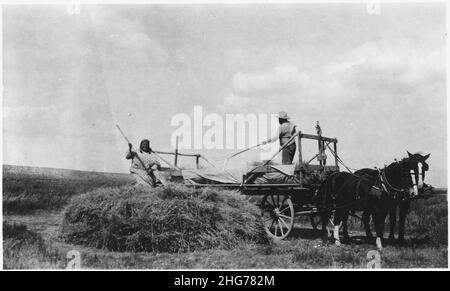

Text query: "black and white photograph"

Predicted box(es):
[1, 0, 448, 273]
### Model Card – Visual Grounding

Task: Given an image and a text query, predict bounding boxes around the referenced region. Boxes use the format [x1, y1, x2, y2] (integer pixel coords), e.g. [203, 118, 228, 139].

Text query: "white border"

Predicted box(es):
[0, 0, 448, 272]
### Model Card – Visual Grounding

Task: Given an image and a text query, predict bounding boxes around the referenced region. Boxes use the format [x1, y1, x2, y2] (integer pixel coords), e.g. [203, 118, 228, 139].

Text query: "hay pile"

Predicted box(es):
[60, 184, 269, 253]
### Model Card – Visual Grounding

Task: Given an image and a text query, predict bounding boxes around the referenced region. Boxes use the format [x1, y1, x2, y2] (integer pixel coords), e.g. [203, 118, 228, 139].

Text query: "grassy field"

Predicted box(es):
[3, 165, 134, 213]
[2, 165, 448, 269]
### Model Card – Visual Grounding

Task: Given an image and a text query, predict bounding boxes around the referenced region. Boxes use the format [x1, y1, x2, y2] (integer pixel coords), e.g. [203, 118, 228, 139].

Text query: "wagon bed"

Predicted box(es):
[161, 131, 341, 239]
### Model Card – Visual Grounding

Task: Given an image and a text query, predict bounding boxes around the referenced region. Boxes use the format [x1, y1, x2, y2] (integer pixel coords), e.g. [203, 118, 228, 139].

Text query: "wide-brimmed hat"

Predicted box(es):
[278, 111, 290, 120]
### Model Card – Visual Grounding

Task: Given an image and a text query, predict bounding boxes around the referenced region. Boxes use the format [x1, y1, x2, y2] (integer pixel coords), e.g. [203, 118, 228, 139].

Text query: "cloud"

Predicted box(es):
[3, 105, 59, 136]
[232, 65, 311, 97]
[327, 41, 445, 93]
[218, 94, 251, 114]
[224, 40, 445, 115]
[107, 32, 169, 64]
[3, 5, 446, 186]
[88, 6, 170, 66]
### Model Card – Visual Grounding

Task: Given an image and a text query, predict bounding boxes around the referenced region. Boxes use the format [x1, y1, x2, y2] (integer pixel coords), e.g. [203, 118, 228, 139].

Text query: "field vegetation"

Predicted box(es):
[3, 165, 133, 213]
[60, 185, 269, 253]
[2, 165, 448, 269]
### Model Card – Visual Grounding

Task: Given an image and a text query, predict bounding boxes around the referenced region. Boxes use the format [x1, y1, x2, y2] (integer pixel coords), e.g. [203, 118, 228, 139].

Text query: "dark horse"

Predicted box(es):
[355, 152, 433, 245]
[317, 152, 432, 249]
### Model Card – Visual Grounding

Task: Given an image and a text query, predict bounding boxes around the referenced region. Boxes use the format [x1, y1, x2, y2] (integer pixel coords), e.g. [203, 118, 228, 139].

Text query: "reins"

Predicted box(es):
[380, 167, 405, 193]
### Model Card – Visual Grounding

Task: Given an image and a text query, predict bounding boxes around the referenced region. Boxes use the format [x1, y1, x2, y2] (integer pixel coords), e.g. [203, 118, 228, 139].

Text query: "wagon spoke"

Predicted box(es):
[262, 193, 294, 239]
[279, 214, 293, 222]
[278, 205, 291, 214]
[269, 218, 275, 229]
[279, 217, 290, 229]
[278, 221, 284, 236]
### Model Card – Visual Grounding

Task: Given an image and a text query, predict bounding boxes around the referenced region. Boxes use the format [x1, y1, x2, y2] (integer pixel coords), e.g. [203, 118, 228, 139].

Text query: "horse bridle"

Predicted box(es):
[379, 164, 421, 197]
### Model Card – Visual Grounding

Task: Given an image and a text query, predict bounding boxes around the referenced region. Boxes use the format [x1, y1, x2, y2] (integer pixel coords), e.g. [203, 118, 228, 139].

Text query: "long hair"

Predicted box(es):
[139, 139, 152, 153]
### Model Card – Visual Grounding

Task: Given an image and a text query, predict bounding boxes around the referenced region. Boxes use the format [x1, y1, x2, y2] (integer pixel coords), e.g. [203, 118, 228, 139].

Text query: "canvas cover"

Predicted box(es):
[245, 164, 300, 184]
[182, 168, 242, 184]
[182, 164, 299, 185]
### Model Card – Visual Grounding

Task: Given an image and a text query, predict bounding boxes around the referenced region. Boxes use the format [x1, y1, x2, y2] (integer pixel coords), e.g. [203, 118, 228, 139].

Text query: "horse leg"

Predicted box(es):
[374, 210, 387, 250]
[320, 211, 330, 241]
[333, 210, 343, 246]
[362, 210, 373, 242]
[389, 202, 397, 242]
[342, 211, 350, 243]
[398, 200, 410, 245]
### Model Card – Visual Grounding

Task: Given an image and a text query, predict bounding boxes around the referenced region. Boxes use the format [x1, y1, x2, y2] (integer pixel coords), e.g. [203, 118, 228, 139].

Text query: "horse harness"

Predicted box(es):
[375, 168, 411, 201]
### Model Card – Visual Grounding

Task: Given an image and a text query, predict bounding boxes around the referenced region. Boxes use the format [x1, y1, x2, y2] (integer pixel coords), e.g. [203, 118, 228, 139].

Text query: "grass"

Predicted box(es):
[6, 232, 445, 269]
[60, 184, 269, 253]
[3, 165, 134, 214]
[3, 210, 447, 269]
[407, 196, 448, 246]
[2, 165, 448, 269]
[3, 222, 66, 269]
[334, 195, 448, 247]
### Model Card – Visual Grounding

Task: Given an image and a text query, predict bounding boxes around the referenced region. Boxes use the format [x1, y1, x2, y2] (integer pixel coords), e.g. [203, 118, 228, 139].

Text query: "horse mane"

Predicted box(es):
[391, 152, 424, 166]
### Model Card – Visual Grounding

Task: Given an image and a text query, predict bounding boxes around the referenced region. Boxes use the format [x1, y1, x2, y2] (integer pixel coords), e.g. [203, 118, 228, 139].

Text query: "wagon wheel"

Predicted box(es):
[261, 194, 294, 240]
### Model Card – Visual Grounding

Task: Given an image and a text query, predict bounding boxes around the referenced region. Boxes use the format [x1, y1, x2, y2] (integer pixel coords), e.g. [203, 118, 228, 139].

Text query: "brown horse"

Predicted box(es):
[317, 171, 387, 248]
[317, 152, 432, 249]
[355, 152, 433, 245]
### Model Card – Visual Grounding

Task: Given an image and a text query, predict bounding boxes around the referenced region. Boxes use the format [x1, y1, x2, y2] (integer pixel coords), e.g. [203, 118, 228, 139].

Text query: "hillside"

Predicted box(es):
[3, 164, 133, 181]
[3, 164, 134, 213]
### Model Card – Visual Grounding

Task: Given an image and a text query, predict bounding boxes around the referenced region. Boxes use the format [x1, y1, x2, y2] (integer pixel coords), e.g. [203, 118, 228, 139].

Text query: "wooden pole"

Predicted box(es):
[174, 136, 179, 167]
[298, 132, 303, 186]
[298, 132, 302, 164]
[334, 141, 338, 168]
[318, 137, 322, 166]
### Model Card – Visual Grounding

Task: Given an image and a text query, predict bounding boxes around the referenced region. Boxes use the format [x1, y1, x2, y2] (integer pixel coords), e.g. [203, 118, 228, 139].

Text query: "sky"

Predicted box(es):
[2, 3, 447, 186]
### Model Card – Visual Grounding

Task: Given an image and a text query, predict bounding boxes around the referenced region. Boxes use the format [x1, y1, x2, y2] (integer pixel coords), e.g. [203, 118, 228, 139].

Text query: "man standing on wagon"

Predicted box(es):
[126, 139, 163, 187]
[262, 111, 297, 164]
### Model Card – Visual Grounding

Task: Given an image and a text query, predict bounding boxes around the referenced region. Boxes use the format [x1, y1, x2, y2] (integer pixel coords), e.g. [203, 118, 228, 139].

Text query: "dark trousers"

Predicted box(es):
[282, 143, 296, 164]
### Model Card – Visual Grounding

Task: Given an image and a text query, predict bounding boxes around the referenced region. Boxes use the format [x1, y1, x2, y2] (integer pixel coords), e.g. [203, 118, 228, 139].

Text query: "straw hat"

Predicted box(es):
[278, 111, 290, 120]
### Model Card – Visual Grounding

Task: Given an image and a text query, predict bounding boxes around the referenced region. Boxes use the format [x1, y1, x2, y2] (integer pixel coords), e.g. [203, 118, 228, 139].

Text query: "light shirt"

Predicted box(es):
[279, 122, 296, 145]
[126, 150, 161, 172]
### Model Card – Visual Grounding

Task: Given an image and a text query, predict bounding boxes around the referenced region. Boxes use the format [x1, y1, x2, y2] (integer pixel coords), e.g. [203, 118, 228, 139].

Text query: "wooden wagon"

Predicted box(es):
[156, 131, 341, 240]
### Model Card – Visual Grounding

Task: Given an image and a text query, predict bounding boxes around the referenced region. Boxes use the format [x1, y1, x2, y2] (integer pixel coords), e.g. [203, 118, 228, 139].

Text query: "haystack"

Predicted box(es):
[60, 184, 269, 253]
